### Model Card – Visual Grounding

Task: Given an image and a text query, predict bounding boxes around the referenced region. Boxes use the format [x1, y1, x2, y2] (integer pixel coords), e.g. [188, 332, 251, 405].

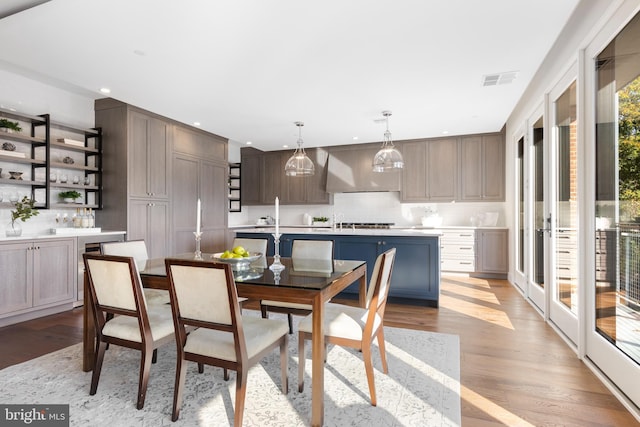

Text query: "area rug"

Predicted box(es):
[0, 315, 460, 427]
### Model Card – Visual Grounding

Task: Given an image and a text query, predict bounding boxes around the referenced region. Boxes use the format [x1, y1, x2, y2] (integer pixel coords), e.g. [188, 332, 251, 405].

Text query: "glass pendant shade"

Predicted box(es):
[285, 122, 315, 176]
[372, 111, 404, 172]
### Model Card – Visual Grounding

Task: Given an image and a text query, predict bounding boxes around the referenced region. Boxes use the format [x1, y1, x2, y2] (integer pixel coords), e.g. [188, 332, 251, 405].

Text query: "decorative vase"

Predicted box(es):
[6, 220, 22, 237]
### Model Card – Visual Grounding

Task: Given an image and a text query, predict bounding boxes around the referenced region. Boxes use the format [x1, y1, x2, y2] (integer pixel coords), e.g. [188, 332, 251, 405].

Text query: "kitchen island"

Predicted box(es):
[235, 226, 441, 307]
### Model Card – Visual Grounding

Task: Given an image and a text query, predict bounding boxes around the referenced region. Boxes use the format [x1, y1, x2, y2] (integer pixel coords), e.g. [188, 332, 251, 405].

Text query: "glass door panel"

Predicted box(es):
[549, 78, 579, 344]
[529, 115, 546, 311]
[589, 9, 640, 407]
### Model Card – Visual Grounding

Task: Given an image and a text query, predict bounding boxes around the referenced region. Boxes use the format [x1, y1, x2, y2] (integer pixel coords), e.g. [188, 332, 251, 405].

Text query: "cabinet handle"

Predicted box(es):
[461, 261, 472, 265]
[460, 234, 473, 237]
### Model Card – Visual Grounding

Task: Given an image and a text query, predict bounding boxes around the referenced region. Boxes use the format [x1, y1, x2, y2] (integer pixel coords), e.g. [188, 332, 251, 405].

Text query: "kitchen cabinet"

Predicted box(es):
[460, 133, 505, 201]
[240, 147, 332, 206]
[235, 231, 440, 306]
[440, 228, 508, 278]
[240, 147, 262, 205]
[128, 199, 170, 259]
[96, 98, 228, 258]
[172, 154, 227, 255]
[400, 138, 458, 202]
[128, 110, 170, 199]
[440, 229, 476, 273]
[476, 229, 508, 275]
[0, 238, 75, 323]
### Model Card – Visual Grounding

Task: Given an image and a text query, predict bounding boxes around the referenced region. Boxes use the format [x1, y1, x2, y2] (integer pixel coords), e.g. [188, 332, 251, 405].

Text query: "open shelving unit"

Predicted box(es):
[0, 107, 102, 210]
[228, 162, 241, 212]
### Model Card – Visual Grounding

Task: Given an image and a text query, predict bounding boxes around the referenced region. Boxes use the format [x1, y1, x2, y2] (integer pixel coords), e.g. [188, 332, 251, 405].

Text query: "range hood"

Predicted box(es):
[325, 145, 401, 193]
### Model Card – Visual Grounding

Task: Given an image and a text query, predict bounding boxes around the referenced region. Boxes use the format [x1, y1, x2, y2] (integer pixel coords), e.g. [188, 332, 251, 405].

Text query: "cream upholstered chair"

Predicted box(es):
[298, 247, 396, 406]
[165, 258, 289, 425]
[101, 240, 170, 306]
[261, 239, 334, 333]
[232, 237, 267, 268]
[83, 253, 175, 409]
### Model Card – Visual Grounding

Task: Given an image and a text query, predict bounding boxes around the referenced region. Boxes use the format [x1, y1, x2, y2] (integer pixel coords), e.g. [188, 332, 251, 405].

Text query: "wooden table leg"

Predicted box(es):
[82, 271, 95, 372]
[358, 267, 367, 308]
[311, 292, 325, 427]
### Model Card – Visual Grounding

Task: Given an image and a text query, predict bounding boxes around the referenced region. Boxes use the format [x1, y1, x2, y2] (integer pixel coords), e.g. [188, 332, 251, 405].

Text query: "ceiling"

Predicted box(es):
[0, 0, 581, 151]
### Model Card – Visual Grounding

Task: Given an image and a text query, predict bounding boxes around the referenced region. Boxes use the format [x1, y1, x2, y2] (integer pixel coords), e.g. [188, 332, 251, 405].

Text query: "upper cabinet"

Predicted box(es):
[128, 111, 170, 199]
[459, 133, 505, 201]
[0, 108, 102, 210]
[240, 147, 332, 205]
[401, 132, 504, 203]
[400, 138, 458, 202]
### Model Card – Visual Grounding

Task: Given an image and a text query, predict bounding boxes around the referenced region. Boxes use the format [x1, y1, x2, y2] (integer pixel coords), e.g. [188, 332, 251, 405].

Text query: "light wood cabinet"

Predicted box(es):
[460, 134, 505, 201]
[172, 154, 228, 255]
[128, 199, 170, 259]
[0, 238, 75, 320]
[96, 98, 228, 258]
[240, 148, 262, 205]
[401, 138, 458, 202]
[128, 111, 170, 199]
[240, 147, 332, 206]
[476, 229, 508, 274]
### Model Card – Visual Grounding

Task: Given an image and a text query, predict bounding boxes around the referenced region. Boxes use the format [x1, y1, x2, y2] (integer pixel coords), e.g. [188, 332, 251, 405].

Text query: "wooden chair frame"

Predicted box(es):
[298, 247, 396, 406]
[165, 258, 288, 426]
[83, 253, 175, 409]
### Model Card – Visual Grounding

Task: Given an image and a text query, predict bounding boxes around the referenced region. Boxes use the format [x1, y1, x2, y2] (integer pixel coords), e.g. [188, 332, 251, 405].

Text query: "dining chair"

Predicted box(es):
[83, 253, 175, 409]
[261, 239, 334, 333]
[101, 240, 170, 306]
[165, 258, 289, 425]
[232, 237, 267, 268]
[297, 247, 396, 406]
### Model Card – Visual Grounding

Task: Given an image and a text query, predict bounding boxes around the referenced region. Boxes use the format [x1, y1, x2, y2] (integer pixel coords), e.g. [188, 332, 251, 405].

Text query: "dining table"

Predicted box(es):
[82, 252, 367, 427]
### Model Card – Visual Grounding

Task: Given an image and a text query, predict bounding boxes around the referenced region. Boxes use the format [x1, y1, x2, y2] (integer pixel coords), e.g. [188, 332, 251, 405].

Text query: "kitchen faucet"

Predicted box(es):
[332, 212, 344, 231]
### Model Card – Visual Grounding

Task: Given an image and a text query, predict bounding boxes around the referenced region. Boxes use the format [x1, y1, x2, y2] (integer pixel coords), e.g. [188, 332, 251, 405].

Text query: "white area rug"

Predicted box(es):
[0, 315, 460, 426]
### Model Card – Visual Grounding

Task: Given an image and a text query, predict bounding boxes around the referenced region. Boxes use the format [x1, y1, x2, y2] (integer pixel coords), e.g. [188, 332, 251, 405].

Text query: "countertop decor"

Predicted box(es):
[6, 196, 39, 237]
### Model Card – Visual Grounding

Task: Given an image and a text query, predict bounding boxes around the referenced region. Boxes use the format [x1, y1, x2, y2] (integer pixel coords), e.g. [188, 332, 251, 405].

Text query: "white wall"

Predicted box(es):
[0, 68, 96, 236]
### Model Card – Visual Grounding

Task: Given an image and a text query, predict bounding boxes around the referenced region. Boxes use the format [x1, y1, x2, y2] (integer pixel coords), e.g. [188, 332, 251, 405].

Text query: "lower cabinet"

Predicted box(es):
[129, 199, 170, 259]
[235, 232, 441, 306]
[0, 238, 76, 322]
[440, 228, 508, 278]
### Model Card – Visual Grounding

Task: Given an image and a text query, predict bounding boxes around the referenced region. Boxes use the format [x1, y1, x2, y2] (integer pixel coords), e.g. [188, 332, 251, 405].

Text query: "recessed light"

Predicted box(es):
[353, 136, 359, 141]
[442, 131, 449, 134]
[246, 141, 252, 145]
[283, 145, 289, 148]
[100, 88, 111, 94]
[193, 122, 201, 126]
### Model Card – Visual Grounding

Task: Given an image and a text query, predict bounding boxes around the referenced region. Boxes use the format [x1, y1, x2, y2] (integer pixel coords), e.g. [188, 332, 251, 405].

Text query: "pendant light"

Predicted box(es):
[285, 121, 315, 176]
[372, 110, 404, 172]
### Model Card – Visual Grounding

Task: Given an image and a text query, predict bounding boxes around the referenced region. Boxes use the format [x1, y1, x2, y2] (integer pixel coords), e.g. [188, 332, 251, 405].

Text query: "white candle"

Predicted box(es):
[275, 197, 279, 236]
[196, 198, 201, 234]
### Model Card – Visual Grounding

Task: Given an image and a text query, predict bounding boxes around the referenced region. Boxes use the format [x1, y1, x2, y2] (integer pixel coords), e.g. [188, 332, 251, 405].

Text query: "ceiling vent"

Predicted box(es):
[482, 71, 518, 86]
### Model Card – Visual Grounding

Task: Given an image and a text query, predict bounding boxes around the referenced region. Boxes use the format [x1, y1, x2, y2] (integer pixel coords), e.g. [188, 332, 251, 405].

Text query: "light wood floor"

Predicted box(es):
[1, 275, 639, 426]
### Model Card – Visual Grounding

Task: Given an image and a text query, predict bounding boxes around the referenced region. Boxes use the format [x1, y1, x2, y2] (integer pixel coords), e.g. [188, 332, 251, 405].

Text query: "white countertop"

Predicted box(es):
[0, 230, 125, 242]
[233, 226, 443, 237]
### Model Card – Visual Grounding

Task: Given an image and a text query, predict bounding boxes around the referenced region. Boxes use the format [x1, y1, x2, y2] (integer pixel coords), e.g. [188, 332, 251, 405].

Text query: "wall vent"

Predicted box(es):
[483, 71, 518, 86]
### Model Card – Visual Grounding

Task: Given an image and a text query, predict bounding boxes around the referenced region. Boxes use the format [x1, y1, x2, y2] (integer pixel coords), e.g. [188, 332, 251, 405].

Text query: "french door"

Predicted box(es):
[586, 6, 640, 407]
[549, 74, 579, 344]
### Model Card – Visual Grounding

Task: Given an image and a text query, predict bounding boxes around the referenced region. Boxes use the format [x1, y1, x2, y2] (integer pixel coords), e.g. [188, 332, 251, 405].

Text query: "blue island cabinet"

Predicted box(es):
[235, 231, 440, 307]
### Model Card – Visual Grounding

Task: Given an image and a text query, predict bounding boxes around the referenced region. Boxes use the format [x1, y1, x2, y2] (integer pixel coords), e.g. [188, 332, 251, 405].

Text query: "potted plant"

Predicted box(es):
[7, 196, 39, 237]
[312, 216, 329, 226]
[0, 118, 22, 133]
[59, 190, 82, 203]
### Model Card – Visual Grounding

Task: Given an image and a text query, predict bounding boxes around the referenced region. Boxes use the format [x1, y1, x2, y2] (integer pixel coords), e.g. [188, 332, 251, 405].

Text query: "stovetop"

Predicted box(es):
[340, 222, 395, 229]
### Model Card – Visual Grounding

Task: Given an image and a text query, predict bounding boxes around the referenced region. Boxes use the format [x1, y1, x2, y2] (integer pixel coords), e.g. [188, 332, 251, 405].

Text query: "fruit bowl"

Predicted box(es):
[211, 252, 263, 271]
